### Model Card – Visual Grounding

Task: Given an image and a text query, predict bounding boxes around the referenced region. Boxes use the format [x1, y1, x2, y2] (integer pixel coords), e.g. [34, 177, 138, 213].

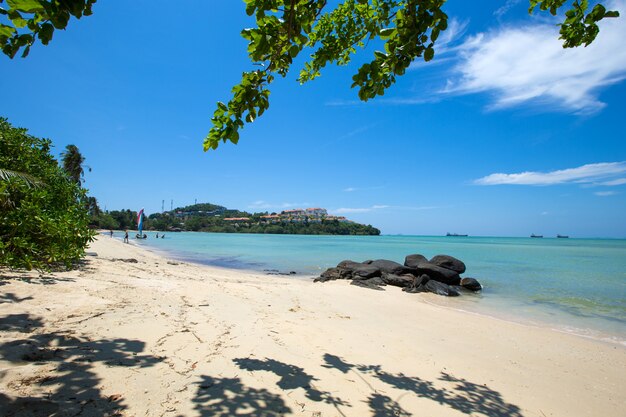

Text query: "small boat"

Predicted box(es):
[557, 234, 569, 238]
[446, 233, 468, 237]
[136, 208, 147, 239]
[530, 234, 543, 238]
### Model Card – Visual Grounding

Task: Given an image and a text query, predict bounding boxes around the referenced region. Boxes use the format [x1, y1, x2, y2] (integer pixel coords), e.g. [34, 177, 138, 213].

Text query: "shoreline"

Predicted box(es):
[118, 232, 626, 348]
[2, 236, 624, 416]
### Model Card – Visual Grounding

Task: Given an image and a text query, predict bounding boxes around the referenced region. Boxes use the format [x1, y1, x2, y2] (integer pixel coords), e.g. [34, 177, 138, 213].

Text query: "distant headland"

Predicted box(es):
[93, 203, 380, 236]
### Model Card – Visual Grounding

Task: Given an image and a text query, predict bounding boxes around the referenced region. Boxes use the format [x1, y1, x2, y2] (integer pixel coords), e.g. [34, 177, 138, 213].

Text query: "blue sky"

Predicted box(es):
[1, 0, 625, 237]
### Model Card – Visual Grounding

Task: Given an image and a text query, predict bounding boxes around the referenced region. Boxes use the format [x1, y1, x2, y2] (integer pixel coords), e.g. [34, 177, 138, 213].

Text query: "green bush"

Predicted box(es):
[0, 118, 95, 270]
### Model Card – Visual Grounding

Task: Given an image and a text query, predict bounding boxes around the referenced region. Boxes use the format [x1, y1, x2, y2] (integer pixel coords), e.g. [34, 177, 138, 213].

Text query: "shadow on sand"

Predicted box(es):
[0, 293, 34, 304]
[191, 375, 292, 417]
[0, 313, 163, 417]
[0, 274, 75, 286]
[233, 357, 349, 408]
[323, 353, 524, 417]
[191, 354, 523, 416]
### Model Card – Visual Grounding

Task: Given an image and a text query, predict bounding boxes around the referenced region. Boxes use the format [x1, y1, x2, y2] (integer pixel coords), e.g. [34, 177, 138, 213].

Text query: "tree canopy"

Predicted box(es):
[0, 0, 619, 150]
[61, 144, 86, 185]
[0, 117, 95, 270]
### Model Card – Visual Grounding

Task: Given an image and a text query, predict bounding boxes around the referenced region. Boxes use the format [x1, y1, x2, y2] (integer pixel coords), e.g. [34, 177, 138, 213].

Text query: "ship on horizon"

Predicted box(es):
[557, 234, 569, 238]
[446, 232, 469, 237]
[530, 234, 543, 238]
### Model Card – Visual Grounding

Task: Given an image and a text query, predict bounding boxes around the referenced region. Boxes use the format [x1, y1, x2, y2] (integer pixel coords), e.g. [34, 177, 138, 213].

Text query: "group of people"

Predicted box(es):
[110, 230, 164, 244]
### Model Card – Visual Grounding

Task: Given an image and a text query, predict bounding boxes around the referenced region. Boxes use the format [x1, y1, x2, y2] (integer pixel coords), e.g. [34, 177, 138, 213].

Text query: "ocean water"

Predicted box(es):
[116, 232, 626, 345]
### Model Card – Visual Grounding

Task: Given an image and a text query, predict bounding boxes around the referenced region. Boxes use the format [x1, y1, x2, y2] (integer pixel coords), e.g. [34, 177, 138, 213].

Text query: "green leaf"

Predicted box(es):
[289, 44, 299, 57]
[379, 27, 395, 38]
[38, 22, 53, 44]
[6, 0, 45, 13]
[0, 24, 16, 38]
[424, 47, 434, 62]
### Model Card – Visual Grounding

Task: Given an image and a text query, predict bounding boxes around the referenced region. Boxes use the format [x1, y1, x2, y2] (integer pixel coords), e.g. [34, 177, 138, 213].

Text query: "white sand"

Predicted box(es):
[1, 236, 624, 416]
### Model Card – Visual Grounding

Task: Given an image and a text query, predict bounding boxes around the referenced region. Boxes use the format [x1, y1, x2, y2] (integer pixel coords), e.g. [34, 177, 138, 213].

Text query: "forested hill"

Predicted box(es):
[94, 203, 381, 236]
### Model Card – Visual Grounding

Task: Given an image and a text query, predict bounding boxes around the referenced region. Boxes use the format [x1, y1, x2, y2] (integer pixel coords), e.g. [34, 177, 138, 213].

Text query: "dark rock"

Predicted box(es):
[404, 254, 428, 269]
[336, 260, 381, 278]
[315, 261, 381, 282]
[352, 264, 382, 279]
[337, 260, 362, 269]
[369, 259, 414, 275]
[430, 254, 466, 274]
[460, 277, 482, 291]
[381, 273, 414, 288]
[403, 286, 424, 294]
[402, 274, 431, 293]
[424, 279, 461, 296]
[415, 261, 461, 285]
[315, 267, 350, 282]
[351, 277, 386, 291]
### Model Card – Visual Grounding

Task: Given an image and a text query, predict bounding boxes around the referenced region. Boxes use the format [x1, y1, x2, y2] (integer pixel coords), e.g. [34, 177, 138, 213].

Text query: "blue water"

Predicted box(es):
[116, 232, 626, 344]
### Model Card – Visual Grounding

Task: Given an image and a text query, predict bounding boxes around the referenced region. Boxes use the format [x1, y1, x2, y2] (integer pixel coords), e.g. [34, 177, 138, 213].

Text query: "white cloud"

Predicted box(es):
[440, 18, 469, 45]
[333, 206, 381, 214]
[332, 205, 390, 214]
[494, 0, 521, 19]
[446, 1, 626, 113]
[325, 99, 361, 107]
[596, 178, 626, 186]
[408, 18, 469, 70]
[474, 162, 626, 186]
[595, 191, 618, 196]
[331, 204, 438, 214]
[337, 124, 377, 140]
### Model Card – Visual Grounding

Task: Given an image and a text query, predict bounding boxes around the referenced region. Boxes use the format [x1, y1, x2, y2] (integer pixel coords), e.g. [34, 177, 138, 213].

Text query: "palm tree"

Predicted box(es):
[87, 196, 100, 216]
[0, 168, 44, 209]
[61, 144, 86, 185]
[0, 168, 43, 187]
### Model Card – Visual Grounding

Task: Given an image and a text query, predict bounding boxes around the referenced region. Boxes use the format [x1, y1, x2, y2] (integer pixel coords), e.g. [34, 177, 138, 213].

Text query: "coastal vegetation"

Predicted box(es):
[91, 203, 381, 235]
[0, 118, 94, 270]
[0, 1, 617, 150]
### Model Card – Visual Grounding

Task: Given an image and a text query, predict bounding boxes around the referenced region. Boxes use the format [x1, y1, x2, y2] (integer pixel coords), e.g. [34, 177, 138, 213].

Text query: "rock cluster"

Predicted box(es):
[314, 254, 482, 297]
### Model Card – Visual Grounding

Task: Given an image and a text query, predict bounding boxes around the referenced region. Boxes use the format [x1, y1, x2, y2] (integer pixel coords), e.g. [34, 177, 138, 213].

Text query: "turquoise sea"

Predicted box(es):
[117, 232, 626, 345]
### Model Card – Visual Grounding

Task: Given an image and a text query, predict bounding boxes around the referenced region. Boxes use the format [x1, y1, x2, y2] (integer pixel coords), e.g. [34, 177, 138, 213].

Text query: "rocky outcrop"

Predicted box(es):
[351, 277, 386, 290]
[460, 277, 482, 291]
[424, 279, 461, 296]
[370, 259, 415, 275]
[414, 262, 461, 286]
[429, 255, 466, 274]
[337, 260, 381, 279]
[381, 273, 414, 288]
[404, 254, 428, 269]
[315, 253, 482, 298]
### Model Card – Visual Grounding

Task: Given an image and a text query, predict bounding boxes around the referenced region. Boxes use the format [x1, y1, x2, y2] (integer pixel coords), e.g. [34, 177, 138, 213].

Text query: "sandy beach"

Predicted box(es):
[1, 236, 624, 417]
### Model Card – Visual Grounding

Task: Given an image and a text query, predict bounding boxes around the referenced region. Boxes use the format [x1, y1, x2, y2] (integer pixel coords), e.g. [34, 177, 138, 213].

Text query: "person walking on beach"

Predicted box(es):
[109, 230, 113, 237]
[156, 232, 159, 238]
[123, 230, 129, 243]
